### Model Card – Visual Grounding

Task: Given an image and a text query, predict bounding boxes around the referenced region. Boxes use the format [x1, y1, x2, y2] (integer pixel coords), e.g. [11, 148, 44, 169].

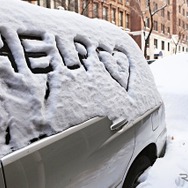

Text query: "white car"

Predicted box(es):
[0, 0, 166, 188]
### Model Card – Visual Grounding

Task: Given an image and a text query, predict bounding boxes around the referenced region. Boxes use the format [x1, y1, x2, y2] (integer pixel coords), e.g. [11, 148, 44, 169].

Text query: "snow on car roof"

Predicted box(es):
[0, 0, 161, 157]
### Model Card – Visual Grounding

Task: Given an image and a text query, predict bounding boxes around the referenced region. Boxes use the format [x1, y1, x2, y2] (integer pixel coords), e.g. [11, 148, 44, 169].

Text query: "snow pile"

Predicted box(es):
[0, 0, 161, 157]
[138, 53, 188, 187]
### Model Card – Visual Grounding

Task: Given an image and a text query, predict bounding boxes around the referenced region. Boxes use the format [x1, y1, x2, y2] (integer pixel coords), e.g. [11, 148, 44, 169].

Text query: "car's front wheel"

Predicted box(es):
[123, 155, 151, 188]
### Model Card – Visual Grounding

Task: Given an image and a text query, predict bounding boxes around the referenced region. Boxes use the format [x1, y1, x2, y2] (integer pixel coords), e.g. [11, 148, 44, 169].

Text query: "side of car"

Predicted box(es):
[122, 103, 166, 187]
[0, 103, 166, 188]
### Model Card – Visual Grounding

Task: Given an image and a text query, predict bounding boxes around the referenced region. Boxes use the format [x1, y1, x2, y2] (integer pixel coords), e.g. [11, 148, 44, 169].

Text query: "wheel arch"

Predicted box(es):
[136, 143, 157, 164]
[121, 143, 157, 188]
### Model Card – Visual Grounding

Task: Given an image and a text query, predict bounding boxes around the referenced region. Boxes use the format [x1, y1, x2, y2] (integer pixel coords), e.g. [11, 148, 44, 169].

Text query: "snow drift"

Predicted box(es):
[137, 53, 188, 187]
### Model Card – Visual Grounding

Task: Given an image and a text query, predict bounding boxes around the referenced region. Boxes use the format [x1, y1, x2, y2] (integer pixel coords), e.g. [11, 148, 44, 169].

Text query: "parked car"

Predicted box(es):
[147, 59, 156, 64]
[0, 0, 166, 188]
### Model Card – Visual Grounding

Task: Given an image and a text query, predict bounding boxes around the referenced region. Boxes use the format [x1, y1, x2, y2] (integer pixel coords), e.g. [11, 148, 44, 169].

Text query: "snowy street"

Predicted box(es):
[137, 53, 188, 188]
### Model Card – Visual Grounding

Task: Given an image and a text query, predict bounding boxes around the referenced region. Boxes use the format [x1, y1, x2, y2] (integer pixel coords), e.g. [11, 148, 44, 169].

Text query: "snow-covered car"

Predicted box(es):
[0, 0, 166, 188]
[147, 59, 156, 64]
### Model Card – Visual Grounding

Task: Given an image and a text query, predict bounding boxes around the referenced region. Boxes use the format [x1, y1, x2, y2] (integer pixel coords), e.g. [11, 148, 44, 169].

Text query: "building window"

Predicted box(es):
[168, 42, 170, 51]
[82, 0, 88, 16]
[179, 19, 181, 26]
[183, 9, 185, 16]
[146, 0, 149, 7]
[38, 0, 50, 8]
[119, 11, 123, 27]
[167, 26, 170, 34]
[126, 14, 130, 28]
[153, 2, 158, 11]
[111, 8, 116, 24]
[146, 17, 150, 28]
[182, 21, 185, 29]
[179, 5, 181, 13]
[167, 11, 170, 20]
[54, 0, 64, 9]
[161, 41, 165, 50]
[103, 7, 108, 20]
[154, 21, 158, 31]
[161, 9, 165, 17]
[161, 24, 165, 33]
[68, 0, 78, 12]
[53, 0, 78, 12]
[147, 40, 150, 48]
[93, 3, 98, 18]
[154, 38, 158, 48]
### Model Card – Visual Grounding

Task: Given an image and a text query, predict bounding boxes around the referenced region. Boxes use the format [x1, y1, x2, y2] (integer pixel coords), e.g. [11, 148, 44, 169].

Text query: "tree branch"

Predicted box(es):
[152, 4, 167, 16]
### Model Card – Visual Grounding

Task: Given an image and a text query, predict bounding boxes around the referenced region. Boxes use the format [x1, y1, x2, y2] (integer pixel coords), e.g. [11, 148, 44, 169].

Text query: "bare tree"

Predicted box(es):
[81, 0, 93, 15]
[172, 29, 187, 54]
[130, 0, 167, 58]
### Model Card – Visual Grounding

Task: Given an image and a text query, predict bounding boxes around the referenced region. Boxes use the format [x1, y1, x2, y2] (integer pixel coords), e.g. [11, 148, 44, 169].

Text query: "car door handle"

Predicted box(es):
[110, 119, 128, 131]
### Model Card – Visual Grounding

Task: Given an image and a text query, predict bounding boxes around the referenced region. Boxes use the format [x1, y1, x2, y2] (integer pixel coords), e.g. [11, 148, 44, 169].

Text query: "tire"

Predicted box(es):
[123, 155, 151, 188]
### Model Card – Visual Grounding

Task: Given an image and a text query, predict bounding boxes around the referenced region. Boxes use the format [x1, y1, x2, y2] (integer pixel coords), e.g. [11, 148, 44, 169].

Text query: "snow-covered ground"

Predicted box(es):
[138, 53, 188, 188]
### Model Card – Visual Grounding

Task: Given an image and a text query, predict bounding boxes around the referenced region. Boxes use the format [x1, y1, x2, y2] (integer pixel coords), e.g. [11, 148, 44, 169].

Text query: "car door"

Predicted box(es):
[0, 164, 5, 188]
[1, 116, 135, 188]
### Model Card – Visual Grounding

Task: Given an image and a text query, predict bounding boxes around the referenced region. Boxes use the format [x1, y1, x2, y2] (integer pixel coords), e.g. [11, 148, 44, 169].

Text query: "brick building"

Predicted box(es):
[23, 0, 188, 59]
[130, 0, 173, 59]
[24, 0, 131, 30]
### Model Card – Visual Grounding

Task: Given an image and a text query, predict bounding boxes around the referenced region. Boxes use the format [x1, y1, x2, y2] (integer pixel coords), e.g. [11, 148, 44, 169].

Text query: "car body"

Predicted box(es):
[0, 0, 166, 187]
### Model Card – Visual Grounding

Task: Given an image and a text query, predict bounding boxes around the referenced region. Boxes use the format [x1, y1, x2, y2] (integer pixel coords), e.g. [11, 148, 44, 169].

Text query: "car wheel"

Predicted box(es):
[123, 155, 151, 188]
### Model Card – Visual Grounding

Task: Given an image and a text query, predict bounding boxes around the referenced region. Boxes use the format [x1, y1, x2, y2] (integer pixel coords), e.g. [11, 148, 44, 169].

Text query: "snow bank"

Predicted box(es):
[138, 53, 188, 187]
[150, 53, 188, 126]
[0, 0, 161, 157]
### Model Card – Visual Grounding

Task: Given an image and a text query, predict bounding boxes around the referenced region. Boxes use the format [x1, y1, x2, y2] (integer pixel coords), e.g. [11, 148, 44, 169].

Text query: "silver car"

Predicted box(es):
[0, 1, 166, 188]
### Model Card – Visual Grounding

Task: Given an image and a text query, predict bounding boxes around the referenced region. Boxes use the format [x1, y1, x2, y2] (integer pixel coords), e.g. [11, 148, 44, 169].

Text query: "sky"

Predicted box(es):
[137, 53, 188, 188]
